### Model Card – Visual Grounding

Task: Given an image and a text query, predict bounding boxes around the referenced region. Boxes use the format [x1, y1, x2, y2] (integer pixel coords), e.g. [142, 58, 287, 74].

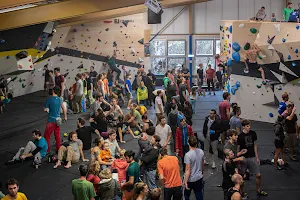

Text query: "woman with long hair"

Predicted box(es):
[87, 160, 101, 193]
[132, 182, 149, 200]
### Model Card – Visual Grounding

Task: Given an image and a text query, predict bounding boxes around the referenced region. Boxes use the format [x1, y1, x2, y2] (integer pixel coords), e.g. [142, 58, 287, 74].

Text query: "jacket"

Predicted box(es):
[203, 115, 222, 141]
[175, 125, 194, 157]
[140, 147, 159, 171]
[137, 86, 148, 102]
[274, 121, 285, 141]
[138, 137, 153, 153]
[111, 159, 129, 183]
[163, 77, 171, 88]
[168, 110, 179, 130]
[97, 178, 121, 199]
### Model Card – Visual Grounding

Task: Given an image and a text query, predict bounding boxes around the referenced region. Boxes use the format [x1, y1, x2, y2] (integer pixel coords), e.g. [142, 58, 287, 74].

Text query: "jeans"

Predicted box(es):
[182, 145, 190, 172]
[144, 170, 157, 190]
[164, 186, 182, 200]
[184, 178, 203, 200]
[44, 122, 61, 152]
[190, 99, 196, 113]
[210, 139, 218, 163]
[13, 141, 42, 164]
[207, 79, 215, 92]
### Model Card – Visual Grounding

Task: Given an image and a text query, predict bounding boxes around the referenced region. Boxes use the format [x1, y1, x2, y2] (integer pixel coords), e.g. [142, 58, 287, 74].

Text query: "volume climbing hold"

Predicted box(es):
[227, 59, 232, 67]
[239, 23, 245, 28]
[232, 52, 241, 62]
[288, 55, 291, 60]
[235, 81, 241, 88]
[269, 113, 274, 118]
[292, 62, 296, 67]
[229, 26, 233, 33]
[297, 25, 300, 30]
[232, 42, 241, 52]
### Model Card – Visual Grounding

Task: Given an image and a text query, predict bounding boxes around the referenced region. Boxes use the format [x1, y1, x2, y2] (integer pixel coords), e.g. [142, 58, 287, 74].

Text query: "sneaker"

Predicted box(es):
[257, 190, 268, 196]
[204, 159, 209, 165]
[5, 159, 16, 165]
[275, 165, 282, 170]
[212, 162, 216, 169]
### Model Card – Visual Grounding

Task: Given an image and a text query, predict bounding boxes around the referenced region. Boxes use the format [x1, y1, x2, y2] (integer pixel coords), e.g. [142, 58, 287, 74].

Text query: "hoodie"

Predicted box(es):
[111, 159, 129, 183]
[97, 178, 121, 199]
[163, 77, 171, 88]
[137, 86, 148, 103]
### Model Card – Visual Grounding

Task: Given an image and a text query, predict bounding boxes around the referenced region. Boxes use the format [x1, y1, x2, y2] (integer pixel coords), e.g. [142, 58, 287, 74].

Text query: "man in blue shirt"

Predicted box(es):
[44, 86, 67, 153]
[125, 74, 132, 109]
[278, 93, 289, 115]
[6, 130, 48, 166]
[288, 9, 300, 22]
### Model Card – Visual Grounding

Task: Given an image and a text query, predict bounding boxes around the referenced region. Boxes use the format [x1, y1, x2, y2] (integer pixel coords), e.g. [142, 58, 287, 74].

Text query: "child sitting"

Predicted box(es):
[100, 142, 113, 169]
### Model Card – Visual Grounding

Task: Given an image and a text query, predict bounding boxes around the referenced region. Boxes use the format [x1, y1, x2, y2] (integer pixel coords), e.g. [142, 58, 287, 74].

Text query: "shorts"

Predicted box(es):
[221, 120, 230, 132]
[284, 133, 296, 148]
[246, 60, 261, 71]
[274, 139, 284, 149]
[127, 92, 132, 99]
[240, 157, 260, 175]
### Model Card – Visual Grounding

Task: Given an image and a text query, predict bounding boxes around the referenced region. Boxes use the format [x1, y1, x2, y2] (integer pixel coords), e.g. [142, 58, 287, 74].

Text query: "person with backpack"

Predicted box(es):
[98, 168, 122, 200]
[274, 115, 286, 170]
[168, 104, 183, 147]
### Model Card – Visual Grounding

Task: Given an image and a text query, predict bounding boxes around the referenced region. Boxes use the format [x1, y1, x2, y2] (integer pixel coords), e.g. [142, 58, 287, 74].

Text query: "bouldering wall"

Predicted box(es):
[222, 20, 300, 123]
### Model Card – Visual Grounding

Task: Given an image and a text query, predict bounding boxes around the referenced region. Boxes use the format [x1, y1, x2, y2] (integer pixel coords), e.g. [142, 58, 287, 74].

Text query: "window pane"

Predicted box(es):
[151, 57, 167, 75]
[196, 40, 213, 55]
[168, 57, 186, 71]
[168, 41, 186, 56]
[194, 57, 215, 75]
[150, 40, 166, 56]
[216, 40, 221, 55]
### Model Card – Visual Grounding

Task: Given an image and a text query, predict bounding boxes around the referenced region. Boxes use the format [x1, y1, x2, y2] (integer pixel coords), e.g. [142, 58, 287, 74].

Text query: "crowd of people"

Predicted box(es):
[2, 58, 297, 200]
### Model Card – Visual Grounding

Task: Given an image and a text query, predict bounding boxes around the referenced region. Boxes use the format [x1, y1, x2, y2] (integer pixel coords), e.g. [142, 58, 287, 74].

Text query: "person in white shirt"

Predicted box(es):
[72, 73, 84, 114]
[255, 6, 266, 21]
[155, 90, 164, 125]
[155, 115, 172, 149]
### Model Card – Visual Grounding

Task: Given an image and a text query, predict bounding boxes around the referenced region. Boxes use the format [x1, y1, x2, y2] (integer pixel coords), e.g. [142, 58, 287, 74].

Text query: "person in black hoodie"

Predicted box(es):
[203, 109, 222, 169]
[140, 135, 161, 190]
[76, 118, 100, 150]
[145, 74, 155, 106]
[274, 115, 286, 170]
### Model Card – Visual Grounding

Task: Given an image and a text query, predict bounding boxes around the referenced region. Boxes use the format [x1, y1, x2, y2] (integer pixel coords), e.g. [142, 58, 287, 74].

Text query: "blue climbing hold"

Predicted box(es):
[282, 38, 286, 43]
[232, 42, 241, 52]
[232, 52, 241, 62]
[0, 39, 5, 44]
[235, 81, 241, 88]
[229, 25, 233, 34]
[227, 59, 232, 67]
[288, 55, 292, 60]
[292, 62, 296, 67]
[295, 48, 299, 53]
[269, 113, 274, 118]
[297, 25, 300, 30]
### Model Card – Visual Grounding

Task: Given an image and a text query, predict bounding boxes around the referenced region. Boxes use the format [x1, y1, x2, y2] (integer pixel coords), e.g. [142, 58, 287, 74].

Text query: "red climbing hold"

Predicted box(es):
[30, 65, 33, 69]
[18, 65, 22, 69]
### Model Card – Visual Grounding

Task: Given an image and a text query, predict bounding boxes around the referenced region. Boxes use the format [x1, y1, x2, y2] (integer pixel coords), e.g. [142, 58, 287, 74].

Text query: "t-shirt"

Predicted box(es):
[45, 96, 62, 123]
[206, 68, 215, 80]
[219, 100, 230, 121]
[76, 126, 95, 150]
[69, 139, 83, 159]
[181, 68, 190, 80]
[75, 79, 84, 96]
[184, 148, 204, 182]
[55, 75, 65, 89]
[112, 105, 122, 120]
[197, 68, 204, 79]
[1, 192, 28, 200]
[86, 77, 92, 91]
[285, 114, 298, 134]
[179, 83, 187, 102]
[230, 116, 242, 132]
[278, 101, 287, 115]
[34, 137, 48, 157]
[155, 96, 163, 114]
[105, 139, 119, 157]
[72, 179, 96, 200]
[237, 130, 257, 158]
[125, 79, 132, 93]
[224, 141, 237, 157]
[157, 156, 182, 188]
[222, 161, 236, 190]
[89, 71, 98, 84]
[126, 162, 140, 191]
[289, 10, 300, 22]
[284, 7, 294, 21]
[256, 9, 266, 19]
[45, 69, 50, 82]
[133, 109, 142, 124]
[155, 124, 171, 146]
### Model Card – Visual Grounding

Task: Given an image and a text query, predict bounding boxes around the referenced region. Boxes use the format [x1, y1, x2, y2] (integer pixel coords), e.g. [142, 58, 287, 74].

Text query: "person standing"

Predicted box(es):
[283, 2, 294, 22]
[155, 90, 164, 124]
[122, 150, 140, 200]
[72, 164, 96, 200]
[73, 74, 84, 114]
[255, 6, 266, 20]
[230, 106, 242, 134]
[145, 73, 155, 106]
[2, 178, 28, 200]
[90, 66, 98, 87]
[278, 93, 289, 115]
[137, 81, 148, 106]
[85, 72, 95, 105]
[181, 64, 191, 94]
[282, 102, 297, 161]
[44, 86, 67, 153]
[226, 174, 244, 200]
[183, 136, 204, 200]
[122, 65, 130, 84]
[44, 64, 50, 97]
[273, 115, 286, 170]
[179, 77, 188, 110]
[54, 67, 65, 98]
[205, 64, 216, 95]
[157, 148, 182, 200]
[155, 116, 172, 149]
[197, 63, 205, 96]
[222, 149, 238, 199]
[140, 135, 161, 190]
[237, 120, 268, 196]
[125, 74, 133, 109]
[219, 92, 231, 144]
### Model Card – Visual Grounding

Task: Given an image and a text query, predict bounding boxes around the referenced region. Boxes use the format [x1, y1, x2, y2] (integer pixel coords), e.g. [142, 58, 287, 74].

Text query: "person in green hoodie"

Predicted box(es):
[137, 81, 148, 106]
[163, 71, 171, 89]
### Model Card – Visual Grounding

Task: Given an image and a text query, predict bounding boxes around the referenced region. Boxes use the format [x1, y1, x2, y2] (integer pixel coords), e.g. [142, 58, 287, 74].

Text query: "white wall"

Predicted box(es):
[154, 0, 286, 34]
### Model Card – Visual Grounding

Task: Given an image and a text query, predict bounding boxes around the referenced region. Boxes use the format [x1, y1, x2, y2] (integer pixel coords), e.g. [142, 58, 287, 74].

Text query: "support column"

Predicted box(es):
[188, 5, 193, 88]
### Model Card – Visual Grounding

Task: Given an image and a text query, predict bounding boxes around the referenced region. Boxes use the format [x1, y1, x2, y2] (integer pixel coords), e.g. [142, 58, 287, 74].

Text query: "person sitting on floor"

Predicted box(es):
[76, 118, 100, 150]
[116, 115, 138, 143]
[112, 149, 129, 184]
[89, 108, 109, 136]
[54, 131, 88, 169]
[6, 130, 48, 166]
[90, 94, 111, 116]
[105, 130, 122, 158]
[127, 103, 143, 132]
[98, 168, 122, 200]
[142, 114, 154, 132]
[100, 142, 113, 169]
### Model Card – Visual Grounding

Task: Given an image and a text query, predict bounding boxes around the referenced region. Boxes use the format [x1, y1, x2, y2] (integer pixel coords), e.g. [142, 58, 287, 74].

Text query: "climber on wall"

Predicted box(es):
[244, 43, 266, 83]
[107, 51, 122, 83]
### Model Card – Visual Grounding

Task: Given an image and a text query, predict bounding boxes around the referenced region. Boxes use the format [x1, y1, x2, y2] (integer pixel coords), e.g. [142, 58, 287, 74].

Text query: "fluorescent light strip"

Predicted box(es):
[0, 4, 37, 14]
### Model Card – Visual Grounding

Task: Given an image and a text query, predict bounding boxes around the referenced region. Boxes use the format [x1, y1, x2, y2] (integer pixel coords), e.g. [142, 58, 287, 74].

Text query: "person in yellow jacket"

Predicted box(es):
[2, 178, 28, 200]
[137, 81, 148, 106]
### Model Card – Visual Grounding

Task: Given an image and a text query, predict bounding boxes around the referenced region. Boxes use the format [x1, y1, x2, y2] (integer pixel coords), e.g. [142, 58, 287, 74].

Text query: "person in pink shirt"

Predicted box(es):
[205, 64, 216, 95]
[219, 92, 231, 144]
[111, 149, 129, 184]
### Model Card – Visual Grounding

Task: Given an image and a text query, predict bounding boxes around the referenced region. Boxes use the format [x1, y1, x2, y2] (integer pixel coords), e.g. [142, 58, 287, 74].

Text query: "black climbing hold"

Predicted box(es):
[138, 38, 144, 45]
[98, 39, 101, 42]
[122, 20, 129, 27]
[113, 41, 117, 47]
[77, 64, 83, 69]
[105, 28, 109, 31]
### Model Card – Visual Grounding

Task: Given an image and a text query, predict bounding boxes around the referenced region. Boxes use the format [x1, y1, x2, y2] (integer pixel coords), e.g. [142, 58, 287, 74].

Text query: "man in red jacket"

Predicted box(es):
[175, 118, 194, 171]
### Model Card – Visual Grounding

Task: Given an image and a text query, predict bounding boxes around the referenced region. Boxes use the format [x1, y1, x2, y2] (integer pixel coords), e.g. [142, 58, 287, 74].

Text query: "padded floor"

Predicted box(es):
[0, 91, 300, 199]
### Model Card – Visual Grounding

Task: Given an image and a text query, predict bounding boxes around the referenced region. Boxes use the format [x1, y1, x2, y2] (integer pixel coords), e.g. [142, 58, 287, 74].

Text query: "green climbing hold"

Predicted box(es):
[262, 81, 266, 85]
[19, 78, 22, 82]
[22, 84, 26, 88]
[256, 85, 262, 88]
[11, 77, 17, 82]
[250, 28, 258, 34]
[244, 44, 250, 51]
[258, 55, 263, 60]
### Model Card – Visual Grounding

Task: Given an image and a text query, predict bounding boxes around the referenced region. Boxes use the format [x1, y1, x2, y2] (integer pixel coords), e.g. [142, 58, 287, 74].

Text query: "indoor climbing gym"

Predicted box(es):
[0, 0, 299, 200]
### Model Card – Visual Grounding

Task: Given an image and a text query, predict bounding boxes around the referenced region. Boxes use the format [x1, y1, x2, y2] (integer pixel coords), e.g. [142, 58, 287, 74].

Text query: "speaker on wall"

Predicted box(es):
[148, 9, 162, 24]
